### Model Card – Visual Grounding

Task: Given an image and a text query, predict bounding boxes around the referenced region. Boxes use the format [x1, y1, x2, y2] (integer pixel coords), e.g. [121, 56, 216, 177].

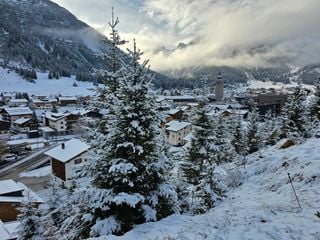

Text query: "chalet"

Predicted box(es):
[65, 113, 79, 132]
[39, 126, 56, 139]
[57, 96, 77, 106]
[7, 99, 29, 107]
[0, 180, 43, 222]
[44, 139, 90, 182]
[12, 118, 38, 133]
[71, 109, 102, 119]
[161, 108, 184, 127]
[30, 98, 57, 110]
[64, 109, 102, 132]
[0, 107, 33, 124]
[1, 92, 14, 103]
[165, 120, 192, 146]
[43, 112, 67, 133]
[31, 94, 47, 100]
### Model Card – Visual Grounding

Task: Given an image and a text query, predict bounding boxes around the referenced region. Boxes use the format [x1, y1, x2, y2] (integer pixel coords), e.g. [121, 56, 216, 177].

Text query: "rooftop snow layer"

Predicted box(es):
[9, 99, 28, 103]
[165, 120, 191, 132]
[3, 107, 33, 116]
[44, 138, 90, 163]
[0, 180, 43, 203]
[14, 117, 30, 125]
[0, 180, 24, 196]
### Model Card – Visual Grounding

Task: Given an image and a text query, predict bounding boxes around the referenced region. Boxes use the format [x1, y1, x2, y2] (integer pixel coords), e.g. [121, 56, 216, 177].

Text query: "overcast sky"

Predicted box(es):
[52, 0, 320, 72]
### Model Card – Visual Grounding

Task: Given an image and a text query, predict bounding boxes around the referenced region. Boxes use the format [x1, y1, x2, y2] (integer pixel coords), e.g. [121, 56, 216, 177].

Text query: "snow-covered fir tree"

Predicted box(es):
[308, 78, 320, 123]
[40, 178, 69, 239]
[281, 85, 310, 139]
[262, 111, 280, 146]
[246, 106, 261, 154]
[59, 40, 177, 238]
[17, 190, 41, 240]
[181, 97, 223, 214]
[184, 99, 212, 184]
[231, 115, 244, 155]
[213, 115, 234, 164]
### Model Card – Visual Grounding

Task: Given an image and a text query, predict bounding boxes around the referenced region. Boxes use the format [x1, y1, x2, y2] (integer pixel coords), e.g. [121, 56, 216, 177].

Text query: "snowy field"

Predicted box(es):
[94, 138, 320, 240]
[0, 67, 98, 96]
[247, 79, 315, 91]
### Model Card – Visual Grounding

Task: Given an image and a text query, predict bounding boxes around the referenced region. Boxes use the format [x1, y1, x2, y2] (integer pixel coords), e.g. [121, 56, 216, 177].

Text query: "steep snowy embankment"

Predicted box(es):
[96, 138, 320, 240]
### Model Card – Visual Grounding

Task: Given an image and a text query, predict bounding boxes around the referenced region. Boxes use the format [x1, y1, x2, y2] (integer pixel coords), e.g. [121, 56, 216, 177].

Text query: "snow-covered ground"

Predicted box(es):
[247, 79, 315, 91]
[19, 166, 51, 178]
[95, 138, 320, 240]
[0, 68, 98, 96]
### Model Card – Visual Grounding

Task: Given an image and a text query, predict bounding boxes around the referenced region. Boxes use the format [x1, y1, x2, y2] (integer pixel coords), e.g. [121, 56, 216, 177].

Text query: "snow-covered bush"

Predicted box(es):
[225, 169, 244, 189]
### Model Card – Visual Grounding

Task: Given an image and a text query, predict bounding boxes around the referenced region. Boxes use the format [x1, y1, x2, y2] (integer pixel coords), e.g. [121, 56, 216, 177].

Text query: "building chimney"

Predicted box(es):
[61, 143, 65, 149]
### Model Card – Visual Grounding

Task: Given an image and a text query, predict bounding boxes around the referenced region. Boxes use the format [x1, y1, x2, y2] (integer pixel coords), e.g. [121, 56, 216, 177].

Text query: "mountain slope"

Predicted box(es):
[96, 137, 320, 239]
[0, 0, 172, 85]
[0, 0, 107, 75]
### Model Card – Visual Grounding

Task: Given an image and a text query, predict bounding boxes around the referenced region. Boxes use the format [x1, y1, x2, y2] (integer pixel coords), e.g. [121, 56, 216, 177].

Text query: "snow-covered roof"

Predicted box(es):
[3, 107, 33, 116]
[211, 104, 229, 110]
[0, 180, 24, 196]
[0, 220, 20, 239]
[165, 120, 191, 132]
[167, 108, 182, 115]
[0, 180, 43, 203]
[165, 95, 196, 101]
[31, 98, 55, 104]
[9, 99, 28, 103]
[0, 221, 11, 240]
[70, 109, 90, 116]
[182, 132, 193, 142]
[58, 96, 77, 101]
[44, 138, 90, 163]
[39, 126, 55, 133]
[44, 112, 67, 121]
[14, 117, 30, 125]
[2, 92, 15, 97]
[228, 103, 244, 109]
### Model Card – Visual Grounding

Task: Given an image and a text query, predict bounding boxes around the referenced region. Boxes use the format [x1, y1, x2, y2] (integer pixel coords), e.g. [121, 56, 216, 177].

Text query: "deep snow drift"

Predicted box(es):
[95, 138, 320, 240]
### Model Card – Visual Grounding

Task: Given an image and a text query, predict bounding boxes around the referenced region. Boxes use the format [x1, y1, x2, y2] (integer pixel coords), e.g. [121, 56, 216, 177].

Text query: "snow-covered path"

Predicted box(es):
[97, 138, 320, 240]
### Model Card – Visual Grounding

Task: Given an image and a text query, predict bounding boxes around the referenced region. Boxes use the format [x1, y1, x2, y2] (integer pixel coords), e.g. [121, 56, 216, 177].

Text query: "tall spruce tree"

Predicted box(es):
[281, 85, 309, 139]
[231, 115, 244, 155]
[184, 99, 212, 184]
[246, 106, 260, 154]
[262, 111, 280, 146]
[60, 40, 177, 238]
[309, 78, 320, 122]
[40, 179, 68, 239]
[17, 190, 41, 240]
[213, 115, 234, 164]
[181, 97, 223, 214]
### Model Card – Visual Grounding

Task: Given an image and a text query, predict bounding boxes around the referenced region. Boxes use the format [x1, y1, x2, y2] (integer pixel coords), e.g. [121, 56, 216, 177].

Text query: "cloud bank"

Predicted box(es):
[52, 0, 320, 72]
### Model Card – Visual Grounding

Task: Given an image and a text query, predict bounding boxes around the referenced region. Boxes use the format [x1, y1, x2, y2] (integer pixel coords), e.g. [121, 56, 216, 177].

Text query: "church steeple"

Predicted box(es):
[215, 72, 224, 102]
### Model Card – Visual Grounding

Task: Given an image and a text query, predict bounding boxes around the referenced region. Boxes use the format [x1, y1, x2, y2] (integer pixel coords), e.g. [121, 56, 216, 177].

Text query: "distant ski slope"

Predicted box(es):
[0, 68, 98, 96]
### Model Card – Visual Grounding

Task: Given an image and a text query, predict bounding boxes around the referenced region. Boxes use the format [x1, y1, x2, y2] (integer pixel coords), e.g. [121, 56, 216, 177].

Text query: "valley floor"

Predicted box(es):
[97, 138, 320, 240]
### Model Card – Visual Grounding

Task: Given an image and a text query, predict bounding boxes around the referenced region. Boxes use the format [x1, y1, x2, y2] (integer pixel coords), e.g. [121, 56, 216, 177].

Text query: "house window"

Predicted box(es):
[74, 158, 82, 164]
[60, 122, 64, 124]
[61, 126, 64, 129]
